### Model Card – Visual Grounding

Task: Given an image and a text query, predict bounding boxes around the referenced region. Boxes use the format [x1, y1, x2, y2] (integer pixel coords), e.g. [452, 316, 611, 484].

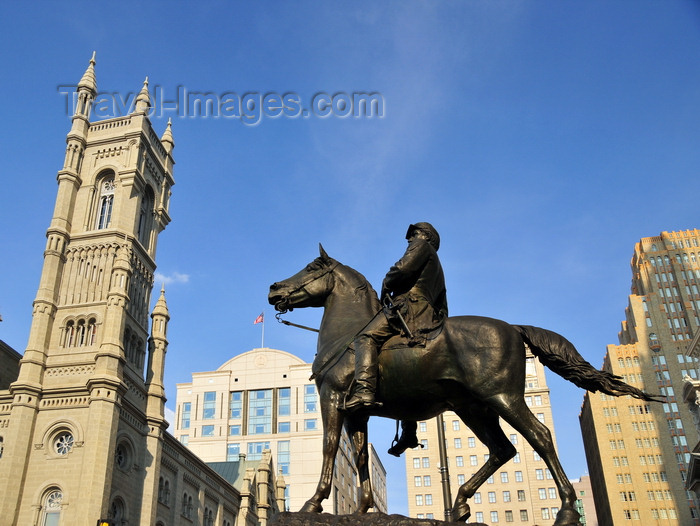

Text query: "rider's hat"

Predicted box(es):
[406, 222, 440, 250]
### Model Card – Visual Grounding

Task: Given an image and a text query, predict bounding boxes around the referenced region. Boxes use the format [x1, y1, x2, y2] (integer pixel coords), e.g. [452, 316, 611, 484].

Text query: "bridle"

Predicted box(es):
[273, 259, 339, 314]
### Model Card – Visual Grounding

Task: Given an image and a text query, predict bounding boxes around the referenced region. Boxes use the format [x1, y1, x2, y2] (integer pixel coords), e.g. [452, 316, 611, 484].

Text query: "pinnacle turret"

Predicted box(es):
[160, 118, 174, 154]
[133, 76, 151, 114]
[77, 51, 97, 94]
[152, 285, 170, 320]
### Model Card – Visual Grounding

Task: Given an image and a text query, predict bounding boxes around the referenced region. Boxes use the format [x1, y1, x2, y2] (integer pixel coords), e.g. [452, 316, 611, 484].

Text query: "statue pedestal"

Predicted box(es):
[269, 512, 487, 526]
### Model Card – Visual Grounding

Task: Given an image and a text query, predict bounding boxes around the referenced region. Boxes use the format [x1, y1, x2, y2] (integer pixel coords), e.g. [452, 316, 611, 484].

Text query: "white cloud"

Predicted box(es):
[154, 271, 190, 286]
[164, 406, 176, 432]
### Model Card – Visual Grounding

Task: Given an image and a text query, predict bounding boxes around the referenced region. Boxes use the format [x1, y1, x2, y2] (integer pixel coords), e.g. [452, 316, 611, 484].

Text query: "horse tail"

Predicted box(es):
[513, 325, 664, 403]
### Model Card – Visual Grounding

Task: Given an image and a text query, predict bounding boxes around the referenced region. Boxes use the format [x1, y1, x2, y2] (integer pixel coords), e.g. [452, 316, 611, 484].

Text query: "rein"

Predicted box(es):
[275, 259, 384, 381]
[275, 312, 319, 333]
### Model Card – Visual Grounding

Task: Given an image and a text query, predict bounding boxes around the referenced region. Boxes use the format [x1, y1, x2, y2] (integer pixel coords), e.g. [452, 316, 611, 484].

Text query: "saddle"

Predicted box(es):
[381, 319, 445, 351]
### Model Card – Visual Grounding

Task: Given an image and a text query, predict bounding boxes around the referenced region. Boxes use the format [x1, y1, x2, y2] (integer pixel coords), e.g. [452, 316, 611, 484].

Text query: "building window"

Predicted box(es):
[503, 490, 511, 502]
[413, 458, 420, 469]
[248, 389, 272, 434]
[415, 494, 423, 506]
[452, 420, 460, 431]
[468, 437, 476, 448]
[278, 388, 291, 416]
[425, 494, 433, 505]
[488, 491, 497, 503]
[181, 402, 191, 429]
[278, 421, 290, 433]
[202, 425, 215, 437]
[96, 177, 115, 229]
[203, 391, 217, 419]
[422, 457, 429, 468]
[456, 456, 464, 467]
[419, 421, 427, 432]
[137, 186, 154, 248]
[54, 432, 74, 456]
[180, 435, 189, 446]
[230, 391, 242, 419]
[454, 438, 462, 448]
[304, 419, 318, 431]
[278, 440, 290, 475]
[227, 443, 240, 461]
[115, 441, 131, 471]
[304, 384, 318, 412]
[40, 489, 63, 526]
[517, 490, 526, 501]
[414, 476, 422, 487]
[229, 425, 241, 436]
[108, 497, 126, 524]
[248, 441, 270, 460]
[423, 475, 431, 487]
[520, 510, 528, 521]
[501, 472, 509, 483]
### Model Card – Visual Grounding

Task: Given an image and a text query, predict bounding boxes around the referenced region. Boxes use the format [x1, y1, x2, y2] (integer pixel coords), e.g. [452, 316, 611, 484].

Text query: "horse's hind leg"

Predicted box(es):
[451, 403, 516, 522]
[301, 394, 344, 514]
[345, 414, 374, 513]
[493, 394, 580, 526]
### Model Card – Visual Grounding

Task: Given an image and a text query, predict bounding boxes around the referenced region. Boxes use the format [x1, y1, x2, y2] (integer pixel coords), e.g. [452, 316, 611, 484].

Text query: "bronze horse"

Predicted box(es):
[268, 246, 660, 525]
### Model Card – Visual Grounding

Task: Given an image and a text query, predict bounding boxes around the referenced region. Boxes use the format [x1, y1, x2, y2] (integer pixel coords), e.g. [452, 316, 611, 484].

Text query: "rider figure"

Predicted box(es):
[344, 222, 448, 455]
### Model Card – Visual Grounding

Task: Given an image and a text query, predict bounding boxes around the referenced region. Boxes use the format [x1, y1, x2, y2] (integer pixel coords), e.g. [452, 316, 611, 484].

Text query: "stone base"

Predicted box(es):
[269, 511, 487, 526]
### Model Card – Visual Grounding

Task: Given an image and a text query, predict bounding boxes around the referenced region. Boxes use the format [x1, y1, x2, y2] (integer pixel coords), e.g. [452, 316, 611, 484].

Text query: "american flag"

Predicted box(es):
[254, 312, 264, 324]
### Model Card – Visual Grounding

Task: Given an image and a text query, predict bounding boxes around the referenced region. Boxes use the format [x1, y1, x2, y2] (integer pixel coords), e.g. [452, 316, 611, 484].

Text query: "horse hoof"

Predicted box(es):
[553, 508, 581, 526]
[452, 503, 470, 522]
[300, 501, 323, 513]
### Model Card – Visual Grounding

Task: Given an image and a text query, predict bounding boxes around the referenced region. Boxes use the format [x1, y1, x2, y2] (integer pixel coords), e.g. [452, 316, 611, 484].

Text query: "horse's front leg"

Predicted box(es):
[301, 391, 344, 514]
[346, 414, 374, 513]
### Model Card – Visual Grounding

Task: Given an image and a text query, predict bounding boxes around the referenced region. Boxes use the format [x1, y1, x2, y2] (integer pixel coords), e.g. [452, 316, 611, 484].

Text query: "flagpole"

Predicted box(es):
[261, 317, 265, 348]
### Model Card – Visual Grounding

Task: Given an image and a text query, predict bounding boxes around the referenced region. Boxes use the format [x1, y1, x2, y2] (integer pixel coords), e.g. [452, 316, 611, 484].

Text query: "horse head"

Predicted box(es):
[268, 244, 337, 313]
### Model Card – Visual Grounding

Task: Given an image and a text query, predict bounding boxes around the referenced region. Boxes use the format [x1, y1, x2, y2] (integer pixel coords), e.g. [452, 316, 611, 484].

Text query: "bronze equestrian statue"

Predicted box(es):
[268, 244, 660, 525]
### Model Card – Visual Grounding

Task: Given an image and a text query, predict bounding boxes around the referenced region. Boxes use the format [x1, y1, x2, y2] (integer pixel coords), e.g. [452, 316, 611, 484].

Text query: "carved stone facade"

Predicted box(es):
[0, 56, 284, 526]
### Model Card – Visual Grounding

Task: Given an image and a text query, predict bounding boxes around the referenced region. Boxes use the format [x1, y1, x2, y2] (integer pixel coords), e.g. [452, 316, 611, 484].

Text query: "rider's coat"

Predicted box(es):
[382, 237, 448, 334]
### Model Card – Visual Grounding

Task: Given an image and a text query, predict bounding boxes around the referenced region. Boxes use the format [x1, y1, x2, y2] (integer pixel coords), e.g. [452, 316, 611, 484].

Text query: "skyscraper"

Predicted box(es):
[404, 348, 564, 524]
[580, 229, 700, 525]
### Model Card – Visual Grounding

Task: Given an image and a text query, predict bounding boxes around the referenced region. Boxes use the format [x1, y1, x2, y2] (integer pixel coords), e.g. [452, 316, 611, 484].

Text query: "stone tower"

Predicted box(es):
[0, 53, 175, 525]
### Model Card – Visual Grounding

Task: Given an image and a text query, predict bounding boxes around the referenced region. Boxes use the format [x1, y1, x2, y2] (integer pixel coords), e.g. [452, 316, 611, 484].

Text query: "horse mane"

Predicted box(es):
[330, 259, 381, 311]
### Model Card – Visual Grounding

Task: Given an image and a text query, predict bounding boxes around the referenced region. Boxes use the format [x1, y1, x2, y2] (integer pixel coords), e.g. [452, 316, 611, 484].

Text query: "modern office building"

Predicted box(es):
[405, 347, 564, 524]
[174, 347, 388, 514]
[580, 229, 700, 525]
[0, 55, 283, 526]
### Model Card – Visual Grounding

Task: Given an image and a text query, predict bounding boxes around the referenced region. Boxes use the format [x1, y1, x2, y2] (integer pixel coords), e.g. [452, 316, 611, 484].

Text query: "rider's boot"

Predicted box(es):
[344, 337, 382, 413]
[388, 421, 421, 457]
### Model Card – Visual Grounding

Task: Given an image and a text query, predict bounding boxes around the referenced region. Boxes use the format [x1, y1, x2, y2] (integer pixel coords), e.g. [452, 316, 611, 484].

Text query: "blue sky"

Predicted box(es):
[1, 1, 700, 515]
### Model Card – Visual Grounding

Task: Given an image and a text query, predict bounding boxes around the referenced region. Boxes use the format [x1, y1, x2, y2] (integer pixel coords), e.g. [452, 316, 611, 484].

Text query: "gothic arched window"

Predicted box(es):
[96, 176, 116, 230]
[137, 186, 155, 249]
